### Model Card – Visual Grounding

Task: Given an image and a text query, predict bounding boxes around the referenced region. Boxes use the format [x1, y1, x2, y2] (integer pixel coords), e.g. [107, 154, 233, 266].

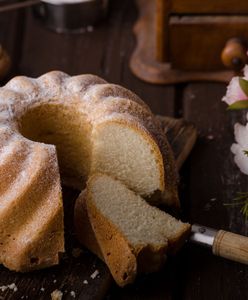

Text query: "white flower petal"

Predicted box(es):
[243, 65, 248, 79]
[231, 143, 240, 154]
[231, 143, 248, 175]
[234, 123, 248, 148]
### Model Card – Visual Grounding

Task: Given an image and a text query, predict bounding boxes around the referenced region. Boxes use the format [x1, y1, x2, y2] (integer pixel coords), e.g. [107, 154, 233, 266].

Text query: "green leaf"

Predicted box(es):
[227, 99, 248, 110]
[239, 77, 248, 96]
[244, 150, 248, 157]
[224, 191, 248, 220]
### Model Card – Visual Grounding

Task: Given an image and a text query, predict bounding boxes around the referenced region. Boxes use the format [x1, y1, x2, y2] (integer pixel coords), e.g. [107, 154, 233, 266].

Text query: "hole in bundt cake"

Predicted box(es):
[18, 102, 92, 190]
[18, 100, 163, 199]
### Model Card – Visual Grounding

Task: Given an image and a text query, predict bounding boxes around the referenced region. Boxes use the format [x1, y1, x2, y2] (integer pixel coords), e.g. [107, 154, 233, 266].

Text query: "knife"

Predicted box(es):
[190, 224, 248, 265]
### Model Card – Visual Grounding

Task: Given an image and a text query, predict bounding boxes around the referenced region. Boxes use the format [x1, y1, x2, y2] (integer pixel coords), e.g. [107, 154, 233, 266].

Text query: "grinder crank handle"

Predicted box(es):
[189, 224, 248, 265]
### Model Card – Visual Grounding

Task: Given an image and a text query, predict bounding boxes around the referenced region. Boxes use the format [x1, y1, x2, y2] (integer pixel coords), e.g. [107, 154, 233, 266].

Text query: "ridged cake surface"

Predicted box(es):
[0, 71, 178, 271]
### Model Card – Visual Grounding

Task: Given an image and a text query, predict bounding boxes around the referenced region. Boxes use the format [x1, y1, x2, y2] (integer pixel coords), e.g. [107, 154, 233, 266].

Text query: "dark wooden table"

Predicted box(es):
[0, 0, 248, 299]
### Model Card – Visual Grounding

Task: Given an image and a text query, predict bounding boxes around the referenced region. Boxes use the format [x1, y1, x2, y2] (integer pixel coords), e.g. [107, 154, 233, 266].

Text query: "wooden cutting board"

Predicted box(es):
[0, 116, 197, 300]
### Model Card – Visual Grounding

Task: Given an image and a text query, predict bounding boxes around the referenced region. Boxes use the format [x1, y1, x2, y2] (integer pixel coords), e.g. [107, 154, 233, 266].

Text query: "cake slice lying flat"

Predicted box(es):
[75, 173, 191, 287]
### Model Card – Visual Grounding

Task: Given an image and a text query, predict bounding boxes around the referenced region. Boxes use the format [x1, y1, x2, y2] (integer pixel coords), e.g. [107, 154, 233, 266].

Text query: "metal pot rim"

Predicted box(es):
[41, 0, 95, 5]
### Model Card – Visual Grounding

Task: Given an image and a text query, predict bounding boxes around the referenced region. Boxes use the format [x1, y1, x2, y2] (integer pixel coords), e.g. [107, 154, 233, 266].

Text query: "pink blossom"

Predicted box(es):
[222, 76, 247, 105]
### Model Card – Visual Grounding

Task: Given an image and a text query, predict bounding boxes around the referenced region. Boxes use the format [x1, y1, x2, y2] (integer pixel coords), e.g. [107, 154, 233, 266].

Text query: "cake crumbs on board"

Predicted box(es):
[206, 134, 214, 140]
[83, 280, 88, 285]
[51, 289, 63, 300]
[90, 269, 99, 279]
[0, 283, 18, 292]
[70, 291, 76, 298]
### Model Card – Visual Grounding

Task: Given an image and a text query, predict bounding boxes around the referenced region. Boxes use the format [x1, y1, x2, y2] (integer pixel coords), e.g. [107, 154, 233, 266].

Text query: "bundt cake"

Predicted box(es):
[74, 174, 191, 287]
[0, 71, 178, 271]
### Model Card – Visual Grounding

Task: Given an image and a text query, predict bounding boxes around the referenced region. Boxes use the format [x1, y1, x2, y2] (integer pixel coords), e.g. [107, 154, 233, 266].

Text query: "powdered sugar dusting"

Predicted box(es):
[5, 76, 39, 100]
[0, 134, 22, 163]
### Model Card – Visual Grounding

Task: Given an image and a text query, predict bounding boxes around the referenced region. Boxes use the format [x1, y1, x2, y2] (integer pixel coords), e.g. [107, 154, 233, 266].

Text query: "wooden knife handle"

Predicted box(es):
[213, 230, 248, 265]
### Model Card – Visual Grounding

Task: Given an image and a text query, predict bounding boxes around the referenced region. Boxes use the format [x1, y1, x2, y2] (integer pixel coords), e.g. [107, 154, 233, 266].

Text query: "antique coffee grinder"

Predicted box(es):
[130, 0, 248, 84]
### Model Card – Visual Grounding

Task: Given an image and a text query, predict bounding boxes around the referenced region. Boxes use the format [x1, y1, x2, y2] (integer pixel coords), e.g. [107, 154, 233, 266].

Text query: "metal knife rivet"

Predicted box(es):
[199, 227, 206, 234]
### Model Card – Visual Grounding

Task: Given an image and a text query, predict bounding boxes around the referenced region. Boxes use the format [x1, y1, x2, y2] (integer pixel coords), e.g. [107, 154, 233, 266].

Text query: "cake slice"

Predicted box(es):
[74, 173, 191, 287]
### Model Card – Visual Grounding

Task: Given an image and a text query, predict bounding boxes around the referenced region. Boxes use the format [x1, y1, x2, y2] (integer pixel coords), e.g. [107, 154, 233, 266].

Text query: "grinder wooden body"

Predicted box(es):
[130, 0, 248, 84]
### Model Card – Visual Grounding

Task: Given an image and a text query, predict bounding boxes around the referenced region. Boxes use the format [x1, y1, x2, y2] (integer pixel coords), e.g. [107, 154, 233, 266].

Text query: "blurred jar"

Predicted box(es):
[33, 0, 109, 33]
